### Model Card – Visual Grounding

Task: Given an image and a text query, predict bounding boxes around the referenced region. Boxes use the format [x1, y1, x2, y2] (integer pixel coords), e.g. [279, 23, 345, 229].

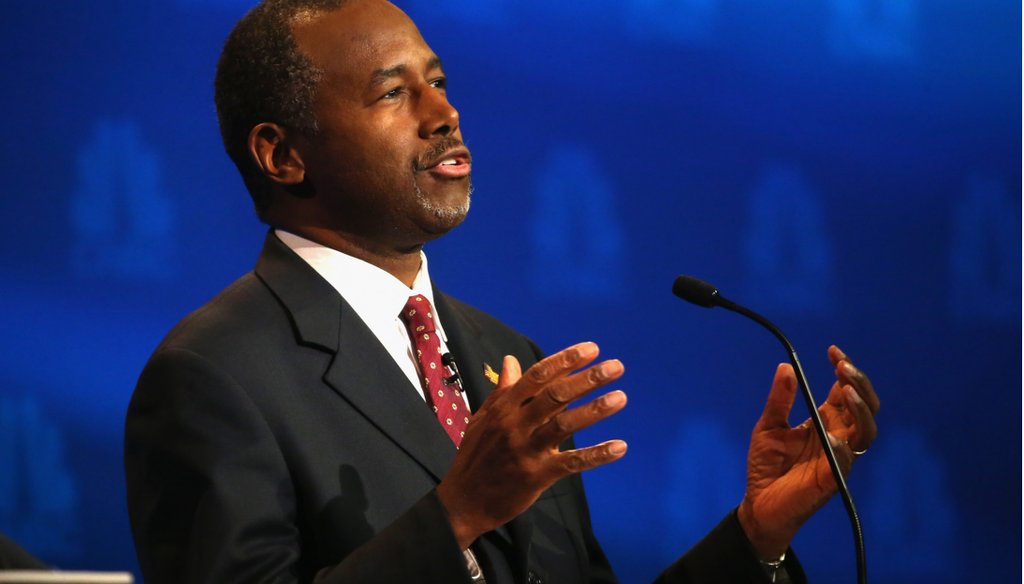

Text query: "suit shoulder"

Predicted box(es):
[154, 271, 287, 357]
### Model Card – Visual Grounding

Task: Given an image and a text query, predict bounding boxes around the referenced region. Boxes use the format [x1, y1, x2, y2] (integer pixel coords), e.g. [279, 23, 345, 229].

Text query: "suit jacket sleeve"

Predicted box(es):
[654, 510, 807, 584]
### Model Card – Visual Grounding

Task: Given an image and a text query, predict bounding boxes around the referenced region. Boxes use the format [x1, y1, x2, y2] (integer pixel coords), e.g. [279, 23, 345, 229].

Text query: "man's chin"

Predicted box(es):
[421, 198, 470, 236]
[416, 179, 472, 235]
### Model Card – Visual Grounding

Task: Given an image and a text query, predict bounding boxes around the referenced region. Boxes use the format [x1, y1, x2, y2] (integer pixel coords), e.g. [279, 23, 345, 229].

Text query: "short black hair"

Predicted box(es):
[214, 0, 348, 218]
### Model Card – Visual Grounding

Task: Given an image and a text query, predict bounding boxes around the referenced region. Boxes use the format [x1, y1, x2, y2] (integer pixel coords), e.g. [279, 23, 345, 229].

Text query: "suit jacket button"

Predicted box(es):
[527, 571, 542, 584]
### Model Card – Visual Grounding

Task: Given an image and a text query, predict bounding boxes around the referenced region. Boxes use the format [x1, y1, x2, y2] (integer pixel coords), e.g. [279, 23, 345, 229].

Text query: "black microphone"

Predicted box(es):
[673, 275, 867, 584]
[441, 352, 461, 386]
[671, 275, 720, 308]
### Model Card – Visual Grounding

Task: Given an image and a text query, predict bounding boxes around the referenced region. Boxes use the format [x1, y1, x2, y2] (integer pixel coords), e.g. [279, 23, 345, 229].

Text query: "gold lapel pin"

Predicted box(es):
[483, 363, 499, 385]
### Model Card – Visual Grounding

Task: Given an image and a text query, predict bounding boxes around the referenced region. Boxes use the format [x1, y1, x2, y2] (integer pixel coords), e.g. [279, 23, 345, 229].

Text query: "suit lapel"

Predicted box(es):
[321, 310, 457, 483]
[255, 232, 456, 482]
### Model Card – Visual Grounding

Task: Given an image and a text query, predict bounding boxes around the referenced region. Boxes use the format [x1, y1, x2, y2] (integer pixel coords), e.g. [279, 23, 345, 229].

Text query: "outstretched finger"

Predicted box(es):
[827, 344, 845, 368]
[823, 378, 850, 419]
[546, 439, 627, 481]
[507, 342, 600, 403]
[520, 359, 624, 427]
[841, 385, 877, 452]
[829, 345, 880, 415]
[530, 390, 628, 448]
[758, 363, 798, 430]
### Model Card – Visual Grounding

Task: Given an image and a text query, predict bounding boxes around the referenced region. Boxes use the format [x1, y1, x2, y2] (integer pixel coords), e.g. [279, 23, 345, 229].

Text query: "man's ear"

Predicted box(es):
[248, 122, 306, 186]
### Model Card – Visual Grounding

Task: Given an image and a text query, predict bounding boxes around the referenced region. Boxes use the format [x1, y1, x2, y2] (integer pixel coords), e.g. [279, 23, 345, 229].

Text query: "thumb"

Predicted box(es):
[497, 354, 522, 389]
[758, 363, 798, 430]
[476, 355, 522, 412]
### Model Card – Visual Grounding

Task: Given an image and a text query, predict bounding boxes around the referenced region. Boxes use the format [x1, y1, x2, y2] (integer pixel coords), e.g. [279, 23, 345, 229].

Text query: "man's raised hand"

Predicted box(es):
[737, 345, 880, 559]
[437, 342, 628, 549]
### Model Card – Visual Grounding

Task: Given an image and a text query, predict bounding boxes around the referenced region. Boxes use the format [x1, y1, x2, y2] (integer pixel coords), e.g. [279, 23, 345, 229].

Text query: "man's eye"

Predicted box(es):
[381, 87, 403, 100]
[430, 77, 447, 90]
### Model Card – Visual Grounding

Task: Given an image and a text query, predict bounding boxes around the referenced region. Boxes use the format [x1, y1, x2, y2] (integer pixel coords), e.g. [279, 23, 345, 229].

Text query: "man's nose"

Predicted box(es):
[418, 88, 459, 139]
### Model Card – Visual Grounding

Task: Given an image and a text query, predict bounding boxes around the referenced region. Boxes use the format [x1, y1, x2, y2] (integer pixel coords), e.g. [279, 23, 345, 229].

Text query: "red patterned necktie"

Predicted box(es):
[400, 295, 468, 447]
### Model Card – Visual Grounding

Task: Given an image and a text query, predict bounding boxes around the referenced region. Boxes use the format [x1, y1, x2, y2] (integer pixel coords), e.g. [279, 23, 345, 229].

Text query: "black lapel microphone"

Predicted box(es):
[441, 352, 461, 386]
[672, 275, 867, 584]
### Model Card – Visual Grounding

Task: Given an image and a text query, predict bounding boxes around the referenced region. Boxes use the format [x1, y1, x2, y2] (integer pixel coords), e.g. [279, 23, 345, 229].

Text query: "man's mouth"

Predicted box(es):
[428, 154, 471, 178]
[417, 141, 472, 179]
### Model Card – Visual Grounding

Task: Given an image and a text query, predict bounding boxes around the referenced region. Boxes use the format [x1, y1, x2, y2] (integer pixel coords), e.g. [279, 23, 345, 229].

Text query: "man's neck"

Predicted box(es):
[280, 225, 423, 288]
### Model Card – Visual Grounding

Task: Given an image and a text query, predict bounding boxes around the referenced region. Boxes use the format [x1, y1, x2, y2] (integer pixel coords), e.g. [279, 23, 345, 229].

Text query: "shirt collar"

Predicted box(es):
[274, 229, 445, 338]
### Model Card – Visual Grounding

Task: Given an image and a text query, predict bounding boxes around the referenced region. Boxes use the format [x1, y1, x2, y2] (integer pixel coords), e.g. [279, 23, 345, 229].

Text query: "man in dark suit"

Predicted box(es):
[124, 1, 880, 582]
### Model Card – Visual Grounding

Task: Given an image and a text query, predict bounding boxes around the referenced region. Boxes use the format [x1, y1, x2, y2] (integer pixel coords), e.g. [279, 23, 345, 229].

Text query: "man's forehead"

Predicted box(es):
[290, 0, 434, 78]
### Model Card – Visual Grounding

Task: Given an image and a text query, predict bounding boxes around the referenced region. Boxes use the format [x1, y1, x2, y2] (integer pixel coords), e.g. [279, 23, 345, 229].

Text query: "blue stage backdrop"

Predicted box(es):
[1, 1, 1019, 582]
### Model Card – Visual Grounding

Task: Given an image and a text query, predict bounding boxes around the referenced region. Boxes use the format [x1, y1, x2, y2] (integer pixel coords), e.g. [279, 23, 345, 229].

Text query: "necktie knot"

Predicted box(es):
[401, 295, 436, 334]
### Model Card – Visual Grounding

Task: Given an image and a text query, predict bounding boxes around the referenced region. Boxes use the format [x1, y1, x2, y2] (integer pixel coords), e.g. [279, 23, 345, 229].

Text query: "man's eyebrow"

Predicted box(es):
[370, 64, 406, 87]
[369, 57, 444, 87]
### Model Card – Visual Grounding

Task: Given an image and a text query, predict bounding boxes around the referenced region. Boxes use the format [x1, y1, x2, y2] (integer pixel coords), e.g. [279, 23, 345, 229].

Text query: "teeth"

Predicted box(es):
[439, 159, 456, 166]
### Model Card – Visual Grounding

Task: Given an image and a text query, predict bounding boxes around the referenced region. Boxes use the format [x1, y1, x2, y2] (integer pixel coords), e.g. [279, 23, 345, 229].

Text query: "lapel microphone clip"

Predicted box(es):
[441, 352, 461, 386]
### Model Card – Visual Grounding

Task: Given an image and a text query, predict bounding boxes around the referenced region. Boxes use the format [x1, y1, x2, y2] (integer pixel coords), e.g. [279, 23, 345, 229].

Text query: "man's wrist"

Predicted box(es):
[436, 484, 482, 550]
[736, 498, 792, 560]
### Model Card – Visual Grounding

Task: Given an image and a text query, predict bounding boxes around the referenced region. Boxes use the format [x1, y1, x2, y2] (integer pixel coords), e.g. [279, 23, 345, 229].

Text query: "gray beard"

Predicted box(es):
[412, 177, 473, 226]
